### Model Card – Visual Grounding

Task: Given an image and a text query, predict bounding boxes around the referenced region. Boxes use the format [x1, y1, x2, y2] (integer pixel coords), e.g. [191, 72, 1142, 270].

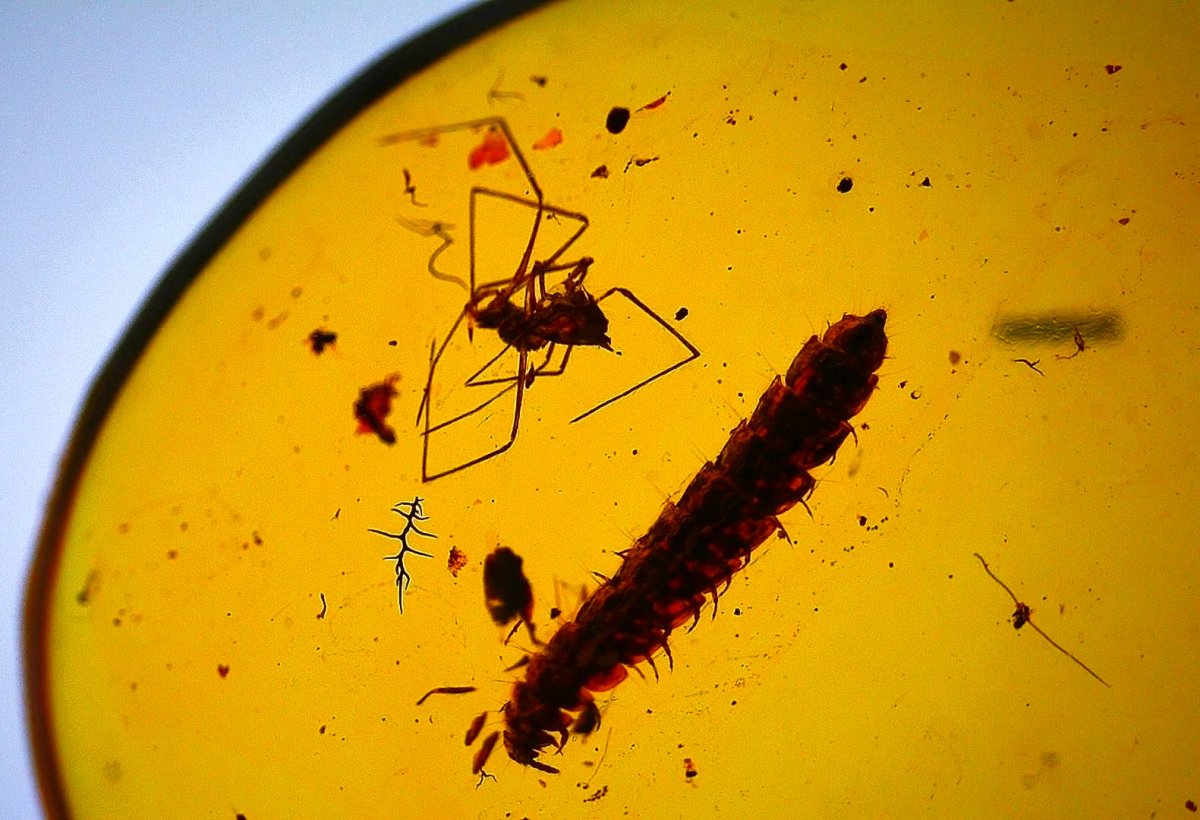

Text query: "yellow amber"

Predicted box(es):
[26, 1, 1200, 816]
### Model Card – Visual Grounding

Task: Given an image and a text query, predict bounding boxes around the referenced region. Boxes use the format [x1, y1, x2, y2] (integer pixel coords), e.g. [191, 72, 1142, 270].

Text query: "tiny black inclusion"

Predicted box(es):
[837, 177, 853, 193]
[606, 107, 631, 134]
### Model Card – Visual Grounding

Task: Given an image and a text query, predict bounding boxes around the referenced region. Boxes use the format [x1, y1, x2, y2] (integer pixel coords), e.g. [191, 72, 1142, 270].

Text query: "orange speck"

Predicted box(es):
[468, 128, 510, 169]
[448, 547, 469, 577]
[533, 128, 563, 150]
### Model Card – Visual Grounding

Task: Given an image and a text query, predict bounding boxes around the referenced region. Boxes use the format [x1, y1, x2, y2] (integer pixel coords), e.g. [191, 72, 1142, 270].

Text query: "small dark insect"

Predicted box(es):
[973, 552, 1110, 687]
[308, 328, 337, 354]
[369, 497, 436, 613]
[354, 374, 399, 444]
[469, 310, 888, 774]
[1012, 601, 1031, 629]
[484, 547, 538, 644]
[381, 118, 698, 481]
[484, 547, 534, 624]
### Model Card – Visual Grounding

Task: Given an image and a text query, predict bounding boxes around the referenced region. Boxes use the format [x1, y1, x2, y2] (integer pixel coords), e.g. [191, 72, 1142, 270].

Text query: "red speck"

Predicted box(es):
[533, 128, 563, 150]
[218, 664, 230, 678]
[354, 374, 399, 444]
[447, 547, 468, 577]
[468, 128, 510, 169]
[1104, 64, 1123, 75]
[640, 93, 669, 111]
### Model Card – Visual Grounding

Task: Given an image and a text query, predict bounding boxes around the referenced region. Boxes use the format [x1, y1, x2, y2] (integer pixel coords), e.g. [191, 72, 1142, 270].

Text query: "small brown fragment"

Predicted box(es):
[354, 374, 400, 444]
[447, 547, 468, 577]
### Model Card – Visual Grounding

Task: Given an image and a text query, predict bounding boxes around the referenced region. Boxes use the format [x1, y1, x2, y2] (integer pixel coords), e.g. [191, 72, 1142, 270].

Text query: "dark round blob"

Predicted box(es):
[606, 106, 631, 134]
[837, 177, 853, 193]
[484, 547, 534, 625]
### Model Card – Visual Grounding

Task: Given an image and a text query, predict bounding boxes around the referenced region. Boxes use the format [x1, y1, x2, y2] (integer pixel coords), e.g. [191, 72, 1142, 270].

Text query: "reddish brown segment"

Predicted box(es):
[415, 686, 476, 706]
[472, 731, 500, 774]
[495, 310, 889, 773]
[465, 711, 488, 746]
[354, 375, 399, 444]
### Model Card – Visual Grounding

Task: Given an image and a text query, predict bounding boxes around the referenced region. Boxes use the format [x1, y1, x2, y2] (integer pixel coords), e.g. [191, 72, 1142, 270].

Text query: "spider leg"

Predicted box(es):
[422, 347, 529, 481]
[570, 286, 701, 422]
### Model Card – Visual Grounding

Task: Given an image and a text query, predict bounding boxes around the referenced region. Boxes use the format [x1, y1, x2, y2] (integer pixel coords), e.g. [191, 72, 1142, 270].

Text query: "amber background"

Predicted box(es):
[31, 1, 1199, 816]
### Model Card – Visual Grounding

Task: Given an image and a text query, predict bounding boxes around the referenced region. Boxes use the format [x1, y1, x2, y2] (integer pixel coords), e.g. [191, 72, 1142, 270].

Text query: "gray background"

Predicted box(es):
[1, 2, 475, 813]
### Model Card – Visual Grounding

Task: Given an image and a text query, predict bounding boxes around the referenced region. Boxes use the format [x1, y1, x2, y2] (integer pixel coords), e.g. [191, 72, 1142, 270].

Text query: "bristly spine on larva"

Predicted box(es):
[494, 310, 888, 774]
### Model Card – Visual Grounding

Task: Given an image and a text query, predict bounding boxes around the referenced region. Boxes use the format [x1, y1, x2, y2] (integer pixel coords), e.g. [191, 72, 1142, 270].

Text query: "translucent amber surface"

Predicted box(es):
[27, 1, 1200, 816]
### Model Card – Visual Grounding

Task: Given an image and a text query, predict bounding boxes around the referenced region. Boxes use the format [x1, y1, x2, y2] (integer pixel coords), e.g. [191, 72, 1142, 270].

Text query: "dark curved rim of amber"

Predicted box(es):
[22, 1, 548, 814]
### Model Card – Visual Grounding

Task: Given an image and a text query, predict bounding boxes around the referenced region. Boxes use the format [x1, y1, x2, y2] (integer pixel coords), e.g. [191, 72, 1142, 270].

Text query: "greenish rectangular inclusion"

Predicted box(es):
[990, 311, 1125, 345]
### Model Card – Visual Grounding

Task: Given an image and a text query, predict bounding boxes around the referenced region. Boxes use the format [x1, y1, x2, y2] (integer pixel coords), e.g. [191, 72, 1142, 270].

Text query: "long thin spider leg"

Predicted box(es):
[1026, 621, 1111, 687]
[535, 343, 573, 378]
[466, 187, 589, 293]
[379, 118, 544, 205]
[425, 381, 518, 435]
[421, 350, 528, 482]
[417, 310, 469, 426]
[463, 342, 519, 387]
[570, 286, 701, 423]
[472, 178, 543, 302]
